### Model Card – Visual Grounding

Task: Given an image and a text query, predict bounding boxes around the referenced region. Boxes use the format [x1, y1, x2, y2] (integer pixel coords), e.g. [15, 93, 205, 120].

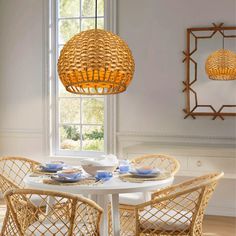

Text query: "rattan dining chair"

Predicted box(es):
[0, 156, 39, 194]
[1, 188, 103, 236]
[0, 156, 39, 235]
[117, 172, 223, 236]
[108, 154, 180, 235]
[119, 154, 180, 206]
[131, 154, 180, 176]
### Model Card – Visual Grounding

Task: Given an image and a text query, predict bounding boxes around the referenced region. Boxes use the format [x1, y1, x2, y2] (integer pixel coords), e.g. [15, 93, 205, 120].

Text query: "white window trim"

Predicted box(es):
[43, 0, 117, 159]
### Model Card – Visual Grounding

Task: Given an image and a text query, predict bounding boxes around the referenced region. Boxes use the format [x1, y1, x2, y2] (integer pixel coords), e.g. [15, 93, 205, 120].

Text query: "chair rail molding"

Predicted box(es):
[117, 131, 236, 144]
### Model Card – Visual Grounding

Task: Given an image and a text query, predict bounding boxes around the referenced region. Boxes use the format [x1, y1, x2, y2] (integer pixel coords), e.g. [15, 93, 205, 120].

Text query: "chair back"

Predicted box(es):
[132, 154, 180, 175]
[3, 188, 103, 236]
[0, 156, 39, 193]
[136, 172, 223, 235]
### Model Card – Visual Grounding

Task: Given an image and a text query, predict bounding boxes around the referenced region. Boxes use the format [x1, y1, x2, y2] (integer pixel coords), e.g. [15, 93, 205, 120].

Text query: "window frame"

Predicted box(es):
[46, 0, 117, 158]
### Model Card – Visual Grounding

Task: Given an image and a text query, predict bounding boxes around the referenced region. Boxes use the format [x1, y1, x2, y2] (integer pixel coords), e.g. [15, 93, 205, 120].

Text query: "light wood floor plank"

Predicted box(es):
[203, 215, 236, 236]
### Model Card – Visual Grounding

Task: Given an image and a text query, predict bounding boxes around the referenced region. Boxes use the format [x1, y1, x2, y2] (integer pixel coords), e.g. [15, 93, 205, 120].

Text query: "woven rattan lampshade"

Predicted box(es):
[58, 29, 135, 95]
[205, 49, 236, 80]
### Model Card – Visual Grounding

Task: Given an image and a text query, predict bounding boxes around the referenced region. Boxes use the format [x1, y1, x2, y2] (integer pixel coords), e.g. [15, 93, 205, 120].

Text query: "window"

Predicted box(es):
[48, 0, 116, 157]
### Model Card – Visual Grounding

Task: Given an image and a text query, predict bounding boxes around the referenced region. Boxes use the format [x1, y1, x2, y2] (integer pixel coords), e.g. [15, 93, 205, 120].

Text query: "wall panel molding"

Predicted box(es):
[0, 129, 42, 138]
[117, 131, 236, 146]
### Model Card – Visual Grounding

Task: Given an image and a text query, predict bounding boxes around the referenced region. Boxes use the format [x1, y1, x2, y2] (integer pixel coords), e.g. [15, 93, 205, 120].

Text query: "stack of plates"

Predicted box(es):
[129, 169, 161, 178]
[51, 175, 82, 183]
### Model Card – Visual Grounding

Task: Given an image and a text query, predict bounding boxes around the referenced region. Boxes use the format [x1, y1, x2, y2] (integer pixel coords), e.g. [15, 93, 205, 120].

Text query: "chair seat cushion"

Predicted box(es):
[140, 208, 193, 231]
[26, 220, 69, 236]
[30, 195, 47, 207]
[119, 193, 146, 205]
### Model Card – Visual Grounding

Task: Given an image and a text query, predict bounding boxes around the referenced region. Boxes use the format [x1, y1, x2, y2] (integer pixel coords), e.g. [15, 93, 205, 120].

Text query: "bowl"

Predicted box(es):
[45, 161, 64, 169]
[57, 169, 81, 179]
[82, 164, 117, 176]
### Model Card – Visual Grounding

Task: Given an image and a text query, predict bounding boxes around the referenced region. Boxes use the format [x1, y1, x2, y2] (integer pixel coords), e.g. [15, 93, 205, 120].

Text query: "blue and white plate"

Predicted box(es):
[40, 165, 63, 173]
[129, 169, 161, 178]
[51, 175, 82, 183]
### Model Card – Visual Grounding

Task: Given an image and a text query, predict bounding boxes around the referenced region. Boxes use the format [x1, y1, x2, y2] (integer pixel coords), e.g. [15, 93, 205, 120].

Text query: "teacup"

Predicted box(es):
[45, 161, 64, 169]
[119, 160, 130, 173]
[96, 170, 113, 179]
[58, 169, 81, 179]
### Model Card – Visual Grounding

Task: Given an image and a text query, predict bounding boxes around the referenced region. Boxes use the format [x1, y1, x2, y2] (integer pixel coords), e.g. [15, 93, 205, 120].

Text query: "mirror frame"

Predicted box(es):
[182, 23, 236, 120]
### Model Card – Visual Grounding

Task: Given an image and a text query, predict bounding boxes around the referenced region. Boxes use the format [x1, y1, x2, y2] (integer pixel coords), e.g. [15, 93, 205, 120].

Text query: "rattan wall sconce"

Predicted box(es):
[182, 23, 236, 120]
[57, 0, 135, 95]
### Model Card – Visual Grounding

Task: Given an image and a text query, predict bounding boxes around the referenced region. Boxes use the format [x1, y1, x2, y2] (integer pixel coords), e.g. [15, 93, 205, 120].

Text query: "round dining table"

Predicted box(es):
[24, 174, 174, 236]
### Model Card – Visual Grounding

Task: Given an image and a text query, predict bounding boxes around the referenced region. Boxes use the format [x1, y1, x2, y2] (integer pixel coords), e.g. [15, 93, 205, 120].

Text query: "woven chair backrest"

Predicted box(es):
[137, 172, 223, 235]
[132, 154, 180, 175]
[4, 188, 103, 236]
[0, 157, 39, 193]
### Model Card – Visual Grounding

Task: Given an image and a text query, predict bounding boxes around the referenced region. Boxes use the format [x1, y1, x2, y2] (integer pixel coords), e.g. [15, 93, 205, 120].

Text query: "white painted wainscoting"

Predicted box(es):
[117, 132, 236, 217]
[0, 129, 46, 162]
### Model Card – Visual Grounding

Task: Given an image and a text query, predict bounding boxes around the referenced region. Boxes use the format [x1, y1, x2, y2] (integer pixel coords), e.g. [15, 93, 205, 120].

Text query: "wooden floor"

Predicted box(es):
[203, 215, 236, 236]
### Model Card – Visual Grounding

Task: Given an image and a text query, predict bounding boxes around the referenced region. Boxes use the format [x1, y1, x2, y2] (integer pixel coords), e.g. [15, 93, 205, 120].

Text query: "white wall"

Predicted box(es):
[0, 0, 235, 216]
[0, 0, 45, 161]
[117, 0, 236, 136]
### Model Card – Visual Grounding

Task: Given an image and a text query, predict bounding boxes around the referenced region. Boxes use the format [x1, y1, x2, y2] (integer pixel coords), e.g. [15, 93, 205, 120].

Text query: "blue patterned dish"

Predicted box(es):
[40, 166, 63, 173]
[95, 174, 113, 181]
[51, 175, 82, 183]
[129, 169, 161, 178]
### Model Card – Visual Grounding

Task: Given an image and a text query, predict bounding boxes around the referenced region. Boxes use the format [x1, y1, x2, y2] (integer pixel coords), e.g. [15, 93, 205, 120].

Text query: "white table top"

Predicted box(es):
[24, 174, 174, 195]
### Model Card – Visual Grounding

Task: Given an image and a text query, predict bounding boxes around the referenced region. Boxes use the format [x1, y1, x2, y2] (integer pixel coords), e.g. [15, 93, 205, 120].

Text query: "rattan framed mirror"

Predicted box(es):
[183, 23, 236, 120]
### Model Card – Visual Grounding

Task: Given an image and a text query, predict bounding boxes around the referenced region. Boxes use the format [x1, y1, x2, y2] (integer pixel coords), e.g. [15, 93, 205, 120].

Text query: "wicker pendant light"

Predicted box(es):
[57, 1, 135, 95]
[205, 31, 236, 81]
[205, 49, 236, 80]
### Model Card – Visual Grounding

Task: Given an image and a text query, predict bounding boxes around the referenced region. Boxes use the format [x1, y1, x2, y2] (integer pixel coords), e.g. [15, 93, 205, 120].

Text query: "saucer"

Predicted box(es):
[51, 175, 82, 183]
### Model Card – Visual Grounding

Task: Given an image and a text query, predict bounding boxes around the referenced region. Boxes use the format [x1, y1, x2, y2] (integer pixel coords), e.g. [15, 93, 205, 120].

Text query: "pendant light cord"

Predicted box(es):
[95, 0, 97, 29]
[222, 30, 224, 49]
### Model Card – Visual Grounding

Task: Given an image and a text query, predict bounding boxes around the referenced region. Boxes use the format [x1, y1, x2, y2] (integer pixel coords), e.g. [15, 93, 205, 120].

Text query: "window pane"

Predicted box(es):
[58, 45, 64, 56]
[59, 98, 80, 123]
[82, 0, 104, 17]
[59, 0, 80, 17]
[81, 18, 95, 31]
[82, 98, 104, 124]
[97, 18, 104, 29]
[60, 125, 81, 150]
[59, 19, 80, 44]
[81, 18, 104, 31]
[82, 125, 104, 151]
